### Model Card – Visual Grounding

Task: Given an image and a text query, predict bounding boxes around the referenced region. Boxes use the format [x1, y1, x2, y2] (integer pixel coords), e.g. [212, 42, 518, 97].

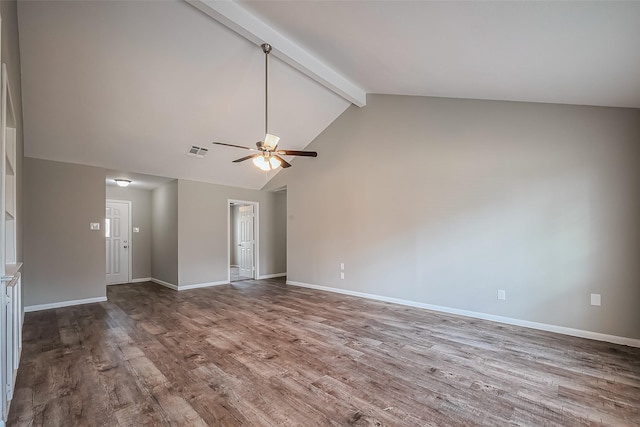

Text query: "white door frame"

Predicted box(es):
[228, 199, 259, 283]
[106, 199, 132, 285]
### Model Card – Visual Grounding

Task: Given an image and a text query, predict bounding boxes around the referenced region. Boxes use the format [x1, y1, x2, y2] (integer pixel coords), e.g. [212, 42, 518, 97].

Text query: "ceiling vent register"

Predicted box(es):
[188, 145, 209, 158]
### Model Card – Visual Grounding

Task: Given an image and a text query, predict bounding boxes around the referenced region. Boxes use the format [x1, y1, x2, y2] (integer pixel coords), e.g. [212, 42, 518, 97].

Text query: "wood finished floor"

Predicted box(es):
[8, 278, 640, 426]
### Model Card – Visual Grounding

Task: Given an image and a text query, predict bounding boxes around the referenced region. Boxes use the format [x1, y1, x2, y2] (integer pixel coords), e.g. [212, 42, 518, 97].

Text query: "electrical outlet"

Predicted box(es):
[340, 262, 345, 270]
[90, 222, 100, 231]
[133, 227, 140, 233]
[340, 272, 345, 280]
[497, 290, 506, 300]
[590, 293, 601, 306]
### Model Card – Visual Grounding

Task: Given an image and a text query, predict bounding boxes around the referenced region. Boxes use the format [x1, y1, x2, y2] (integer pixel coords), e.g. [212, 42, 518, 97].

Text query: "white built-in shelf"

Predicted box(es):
[1, 63, 17, 270]
[5, 172, 14, 218]
[2, 262, 22, 282]
[1, 55, 23, 424]
[5, 155, 13, 177]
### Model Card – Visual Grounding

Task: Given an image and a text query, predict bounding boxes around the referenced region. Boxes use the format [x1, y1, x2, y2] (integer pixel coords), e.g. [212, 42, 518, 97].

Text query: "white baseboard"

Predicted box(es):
[286, 280, 640, 348]
[179, 280, 228, 291]
[150, 277, 178, 290]
[130, 277, 152, 283]
[150, 278, 228, 291]
[257, 272, 287, 279]
[25, 296, 108, 313]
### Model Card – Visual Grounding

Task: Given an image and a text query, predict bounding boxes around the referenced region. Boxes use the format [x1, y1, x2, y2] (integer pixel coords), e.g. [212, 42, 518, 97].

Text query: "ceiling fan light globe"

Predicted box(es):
[264, 133, 280, 150]
[269, 156, 282, 169]
[252, 155, 271, 171]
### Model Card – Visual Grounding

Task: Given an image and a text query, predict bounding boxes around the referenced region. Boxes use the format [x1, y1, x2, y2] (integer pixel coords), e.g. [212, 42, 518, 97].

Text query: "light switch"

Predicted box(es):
[133, 227, 140, 233]
[90, 222, 100, 231]
[591, 293, 601, 306]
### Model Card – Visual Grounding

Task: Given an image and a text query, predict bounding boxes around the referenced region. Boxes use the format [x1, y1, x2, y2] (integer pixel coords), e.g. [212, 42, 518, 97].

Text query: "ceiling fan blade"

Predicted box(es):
[213, 141, 259, 151]
[273, 155, 292, 168]
[276, 150, 318, 157]
[233, 154, 260, 163]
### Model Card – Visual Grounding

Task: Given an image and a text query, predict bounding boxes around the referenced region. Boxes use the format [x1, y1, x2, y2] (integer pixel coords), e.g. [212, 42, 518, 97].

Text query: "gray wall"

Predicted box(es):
[2, 0, 24, 267]
[177, 179, 286, 286]
[21, 163, 284, 300]
[151, 180, 178, 285]
[265, 94, 640, 340]
[24, 158, 106, 306]
[106, 186, 152, 279]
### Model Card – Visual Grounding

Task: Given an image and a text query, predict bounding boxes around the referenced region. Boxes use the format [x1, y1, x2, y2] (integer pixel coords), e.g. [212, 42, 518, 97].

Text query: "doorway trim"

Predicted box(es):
[227, 199, 259, 283]
[106, 199, 133, 285]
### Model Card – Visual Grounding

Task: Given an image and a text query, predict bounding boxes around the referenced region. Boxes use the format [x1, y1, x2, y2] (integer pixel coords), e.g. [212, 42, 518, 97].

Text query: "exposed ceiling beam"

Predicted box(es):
[185, 0, 367, 107]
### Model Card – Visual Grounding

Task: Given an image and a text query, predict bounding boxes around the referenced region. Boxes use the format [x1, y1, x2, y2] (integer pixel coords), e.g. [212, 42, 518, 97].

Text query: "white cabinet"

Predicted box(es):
[1, 269, 21, 421]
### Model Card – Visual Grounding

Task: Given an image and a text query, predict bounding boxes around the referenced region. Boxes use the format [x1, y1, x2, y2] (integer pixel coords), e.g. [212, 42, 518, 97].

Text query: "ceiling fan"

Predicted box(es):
[212, 43, 318, 171]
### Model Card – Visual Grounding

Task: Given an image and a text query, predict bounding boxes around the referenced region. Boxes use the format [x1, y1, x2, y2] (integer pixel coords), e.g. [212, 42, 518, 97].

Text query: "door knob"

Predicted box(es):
[123, 245, 128, 249]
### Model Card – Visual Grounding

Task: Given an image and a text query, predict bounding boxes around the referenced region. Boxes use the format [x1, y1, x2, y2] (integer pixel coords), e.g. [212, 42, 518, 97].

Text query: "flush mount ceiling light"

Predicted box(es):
[212, 43, 318, 171]
[114, 179, 131, 187]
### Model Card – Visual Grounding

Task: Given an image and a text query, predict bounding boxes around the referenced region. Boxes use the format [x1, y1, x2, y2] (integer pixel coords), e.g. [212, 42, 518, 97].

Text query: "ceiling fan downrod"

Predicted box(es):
[262, 43, 272, 139]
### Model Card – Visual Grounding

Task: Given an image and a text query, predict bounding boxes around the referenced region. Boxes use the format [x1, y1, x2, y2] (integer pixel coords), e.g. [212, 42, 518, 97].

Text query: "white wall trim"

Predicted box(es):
[150, 277, 178, 290]
[151, 278, 227, 291]
[179, 280, 228, 291]
[130, 277, 152, 283]
[286, 280, 640, 348]
[25, 296, 108, 313]
[258, 272, 287, 279]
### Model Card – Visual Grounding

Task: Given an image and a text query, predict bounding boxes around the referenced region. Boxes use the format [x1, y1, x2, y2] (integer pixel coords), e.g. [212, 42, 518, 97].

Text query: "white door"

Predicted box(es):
[106, 201, 130, 285]
[238, 205, 255, 278]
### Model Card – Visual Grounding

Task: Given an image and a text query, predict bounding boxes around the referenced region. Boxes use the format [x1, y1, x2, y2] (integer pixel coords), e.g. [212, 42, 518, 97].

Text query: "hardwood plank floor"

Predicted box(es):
[8, 278, 640, 426]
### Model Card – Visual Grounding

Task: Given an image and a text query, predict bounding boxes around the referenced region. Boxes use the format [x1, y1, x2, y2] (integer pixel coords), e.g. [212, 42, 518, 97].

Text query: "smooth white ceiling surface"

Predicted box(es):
[241, 1, 640, 108]
[18, 0, 350, 190]
[19, 1, 640, 192]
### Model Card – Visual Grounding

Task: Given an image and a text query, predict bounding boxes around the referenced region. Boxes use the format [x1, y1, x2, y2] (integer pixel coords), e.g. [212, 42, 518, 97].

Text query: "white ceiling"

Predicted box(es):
[18, 0, 350, 190]
[18, 1, 640, 190]
[240, 1, 640, 108]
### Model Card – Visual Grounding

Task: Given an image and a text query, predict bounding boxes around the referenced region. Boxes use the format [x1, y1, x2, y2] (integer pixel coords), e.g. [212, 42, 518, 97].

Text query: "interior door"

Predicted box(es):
[106, 201, 130, 285]
[238, 205, 255, 279]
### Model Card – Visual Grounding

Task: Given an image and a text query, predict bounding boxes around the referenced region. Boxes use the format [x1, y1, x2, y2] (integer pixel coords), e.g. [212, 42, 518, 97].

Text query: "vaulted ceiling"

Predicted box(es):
[18, 1, 640, 190]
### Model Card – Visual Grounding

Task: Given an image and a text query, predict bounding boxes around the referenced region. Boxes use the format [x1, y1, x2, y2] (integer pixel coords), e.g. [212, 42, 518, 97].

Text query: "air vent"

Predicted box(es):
[187, 145, 208, 159]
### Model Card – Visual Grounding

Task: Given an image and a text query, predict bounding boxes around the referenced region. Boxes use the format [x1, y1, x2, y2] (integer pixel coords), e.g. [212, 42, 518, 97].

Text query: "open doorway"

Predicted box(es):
[228, 200, 259, 282]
